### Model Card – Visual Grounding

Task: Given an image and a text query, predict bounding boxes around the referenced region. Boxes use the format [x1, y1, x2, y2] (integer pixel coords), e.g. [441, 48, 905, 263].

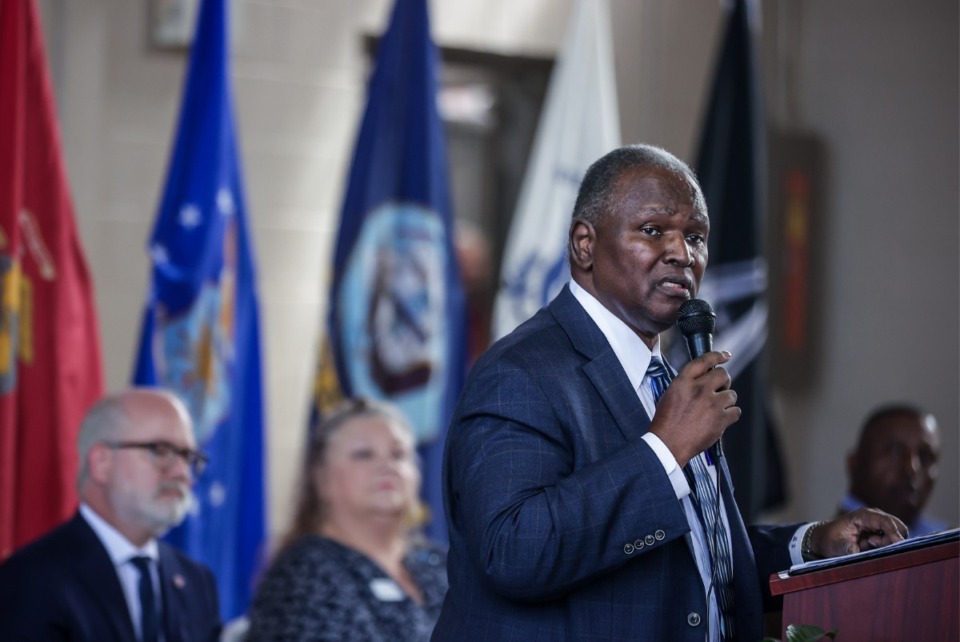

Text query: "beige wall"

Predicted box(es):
[757, 1, 959, 527]
[37, 0, 958, 545]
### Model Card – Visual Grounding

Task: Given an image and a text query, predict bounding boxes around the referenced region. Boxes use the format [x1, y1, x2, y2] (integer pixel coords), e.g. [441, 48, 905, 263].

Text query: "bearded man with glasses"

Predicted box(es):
[0, 388, 222, 642]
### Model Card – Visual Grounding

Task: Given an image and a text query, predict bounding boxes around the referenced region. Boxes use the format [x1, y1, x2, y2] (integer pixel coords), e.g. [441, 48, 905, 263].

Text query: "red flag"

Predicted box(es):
[0, 0, 104, 559]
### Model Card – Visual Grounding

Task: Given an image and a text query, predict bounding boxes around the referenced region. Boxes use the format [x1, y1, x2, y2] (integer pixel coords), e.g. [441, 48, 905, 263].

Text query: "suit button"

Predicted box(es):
[687, 612, 702, 627]
[624, 543, 635, 554]
[634, 539, 645, 549]
[644, 534, 655, 546]
[654, 529, 665, 541]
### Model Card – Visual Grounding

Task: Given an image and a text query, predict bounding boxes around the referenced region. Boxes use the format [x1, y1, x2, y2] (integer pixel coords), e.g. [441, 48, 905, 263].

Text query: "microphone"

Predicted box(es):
[676, 298, 723, 460]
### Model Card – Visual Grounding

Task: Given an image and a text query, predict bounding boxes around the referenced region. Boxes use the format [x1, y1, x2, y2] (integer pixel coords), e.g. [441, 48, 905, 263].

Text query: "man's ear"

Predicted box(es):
[569, 219, 595, 271]
[88, 443, 112, 483]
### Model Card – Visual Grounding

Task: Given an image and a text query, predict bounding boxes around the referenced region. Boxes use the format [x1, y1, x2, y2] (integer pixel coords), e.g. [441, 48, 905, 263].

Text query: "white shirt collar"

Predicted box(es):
[80, 503, 159, 566]
[569, 280, 663, 390]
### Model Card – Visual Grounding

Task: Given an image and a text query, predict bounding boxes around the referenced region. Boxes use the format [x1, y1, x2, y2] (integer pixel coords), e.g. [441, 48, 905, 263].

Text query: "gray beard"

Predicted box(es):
[142, 486, 195, 537]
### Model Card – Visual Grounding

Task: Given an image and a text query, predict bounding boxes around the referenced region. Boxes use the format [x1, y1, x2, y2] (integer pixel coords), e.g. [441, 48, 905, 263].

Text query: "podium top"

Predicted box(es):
[787, 527, 958, 576]
[770, 528, 959, 596]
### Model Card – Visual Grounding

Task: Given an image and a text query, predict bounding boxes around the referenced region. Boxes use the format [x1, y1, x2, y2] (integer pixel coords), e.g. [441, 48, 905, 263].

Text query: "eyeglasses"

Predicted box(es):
[103, 440, 208, 476]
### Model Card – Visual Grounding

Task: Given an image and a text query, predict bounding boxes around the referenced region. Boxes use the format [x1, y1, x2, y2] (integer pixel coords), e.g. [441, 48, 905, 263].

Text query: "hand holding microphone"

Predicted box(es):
[646, 298, 739, 467]
[676, 298, 732, 461]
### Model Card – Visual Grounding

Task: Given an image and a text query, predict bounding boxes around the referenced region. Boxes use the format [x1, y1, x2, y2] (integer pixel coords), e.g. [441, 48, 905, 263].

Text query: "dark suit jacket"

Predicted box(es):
[0, 512, 222, 642]
[433, 285, 797, 642]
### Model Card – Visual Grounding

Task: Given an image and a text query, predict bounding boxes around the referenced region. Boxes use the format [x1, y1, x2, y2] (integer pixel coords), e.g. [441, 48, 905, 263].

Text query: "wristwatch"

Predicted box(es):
[801, 520, 827, 561]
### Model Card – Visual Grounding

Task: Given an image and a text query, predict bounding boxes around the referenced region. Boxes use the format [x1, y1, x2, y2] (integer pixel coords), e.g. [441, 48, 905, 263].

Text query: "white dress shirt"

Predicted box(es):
[79, 503, 162, 641]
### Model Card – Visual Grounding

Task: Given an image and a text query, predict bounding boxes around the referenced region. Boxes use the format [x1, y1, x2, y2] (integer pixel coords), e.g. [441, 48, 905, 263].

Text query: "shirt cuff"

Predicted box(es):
[641, 432, 692, 499]
[789, 523, 816, 565]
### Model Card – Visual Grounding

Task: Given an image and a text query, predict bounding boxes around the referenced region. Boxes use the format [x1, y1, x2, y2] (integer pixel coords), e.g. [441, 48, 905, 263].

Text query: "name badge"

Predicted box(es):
[369, 578, 405, 602]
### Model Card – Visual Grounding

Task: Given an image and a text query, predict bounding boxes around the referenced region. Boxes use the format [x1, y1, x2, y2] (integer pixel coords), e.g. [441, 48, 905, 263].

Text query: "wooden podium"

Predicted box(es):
[769, 536, 959, 641]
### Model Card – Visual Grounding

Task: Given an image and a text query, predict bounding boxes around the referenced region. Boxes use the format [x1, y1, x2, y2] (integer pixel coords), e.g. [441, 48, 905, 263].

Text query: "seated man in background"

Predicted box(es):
[0, 388, 222, 642]
[842, 403, 947, 537]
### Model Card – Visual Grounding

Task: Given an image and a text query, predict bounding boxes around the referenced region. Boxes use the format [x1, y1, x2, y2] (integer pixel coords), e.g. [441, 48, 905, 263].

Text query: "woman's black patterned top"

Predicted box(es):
[245, 535, 447, 642]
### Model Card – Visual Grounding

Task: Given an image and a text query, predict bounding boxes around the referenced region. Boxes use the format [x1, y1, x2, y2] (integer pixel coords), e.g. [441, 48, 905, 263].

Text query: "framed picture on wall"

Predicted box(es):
[150, 0, 199, 50]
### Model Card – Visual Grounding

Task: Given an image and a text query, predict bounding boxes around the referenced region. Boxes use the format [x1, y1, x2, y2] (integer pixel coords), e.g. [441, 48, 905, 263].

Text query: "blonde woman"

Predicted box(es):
[246, 399, 446, 641]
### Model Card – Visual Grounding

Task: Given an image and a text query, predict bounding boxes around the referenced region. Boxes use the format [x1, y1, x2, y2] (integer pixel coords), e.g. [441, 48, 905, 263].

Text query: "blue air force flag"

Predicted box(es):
[131, 0, 266, 620]
[312, 0, 465, 542]
[492, 0, 621, 339]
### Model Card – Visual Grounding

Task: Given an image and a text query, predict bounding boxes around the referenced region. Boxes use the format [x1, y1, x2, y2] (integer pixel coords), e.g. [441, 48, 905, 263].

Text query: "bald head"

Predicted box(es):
[77, 388, 193, 487]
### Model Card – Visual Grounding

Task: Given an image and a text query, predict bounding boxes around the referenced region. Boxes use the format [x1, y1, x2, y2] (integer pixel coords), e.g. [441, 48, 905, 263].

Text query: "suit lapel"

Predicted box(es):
[158, 544, 188, 642]
[66, 514, 139, 641]
[549, 286, 650, 443]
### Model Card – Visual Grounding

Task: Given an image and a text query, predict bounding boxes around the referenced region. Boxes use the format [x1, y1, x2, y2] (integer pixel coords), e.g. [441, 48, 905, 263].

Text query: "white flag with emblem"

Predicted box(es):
[492, 0, 621, 339]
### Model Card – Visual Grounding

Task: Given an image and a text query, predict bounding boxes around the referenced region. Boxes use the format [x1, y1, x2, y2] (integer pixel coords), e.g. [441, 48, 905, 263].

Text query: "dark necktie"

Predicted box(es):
[130, 556, 159, 642]
[646, 357, 736, 641]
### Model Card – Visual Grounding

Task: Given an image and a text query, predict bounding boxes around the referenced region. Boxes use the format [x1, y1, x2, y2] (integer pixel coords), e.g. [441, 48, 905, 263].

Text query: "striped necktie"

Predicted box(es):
[646, 357, 736, 641]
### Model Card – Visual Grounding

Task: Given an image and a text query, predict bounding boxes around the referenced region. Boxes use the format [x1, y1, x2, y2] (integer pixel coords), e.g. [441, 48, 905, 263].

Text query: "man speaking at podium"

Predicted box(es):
[432, 144, 906, 641]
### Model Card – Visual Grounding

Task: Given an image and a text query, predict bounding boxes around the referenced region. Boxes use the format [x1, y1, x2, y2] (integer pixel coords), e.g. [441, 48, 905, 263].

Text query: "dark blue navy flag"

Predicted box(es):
[132, 0, 265, 620]
[311, 0, 465, 543]
[675, 0, 787, 520]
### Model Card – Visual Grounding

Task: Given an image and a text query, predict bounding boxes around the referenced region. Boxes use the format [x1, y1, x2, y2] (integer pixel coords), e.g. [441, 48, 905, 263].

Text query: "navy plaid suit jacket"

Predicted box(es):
[433, 285, 796, 641]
